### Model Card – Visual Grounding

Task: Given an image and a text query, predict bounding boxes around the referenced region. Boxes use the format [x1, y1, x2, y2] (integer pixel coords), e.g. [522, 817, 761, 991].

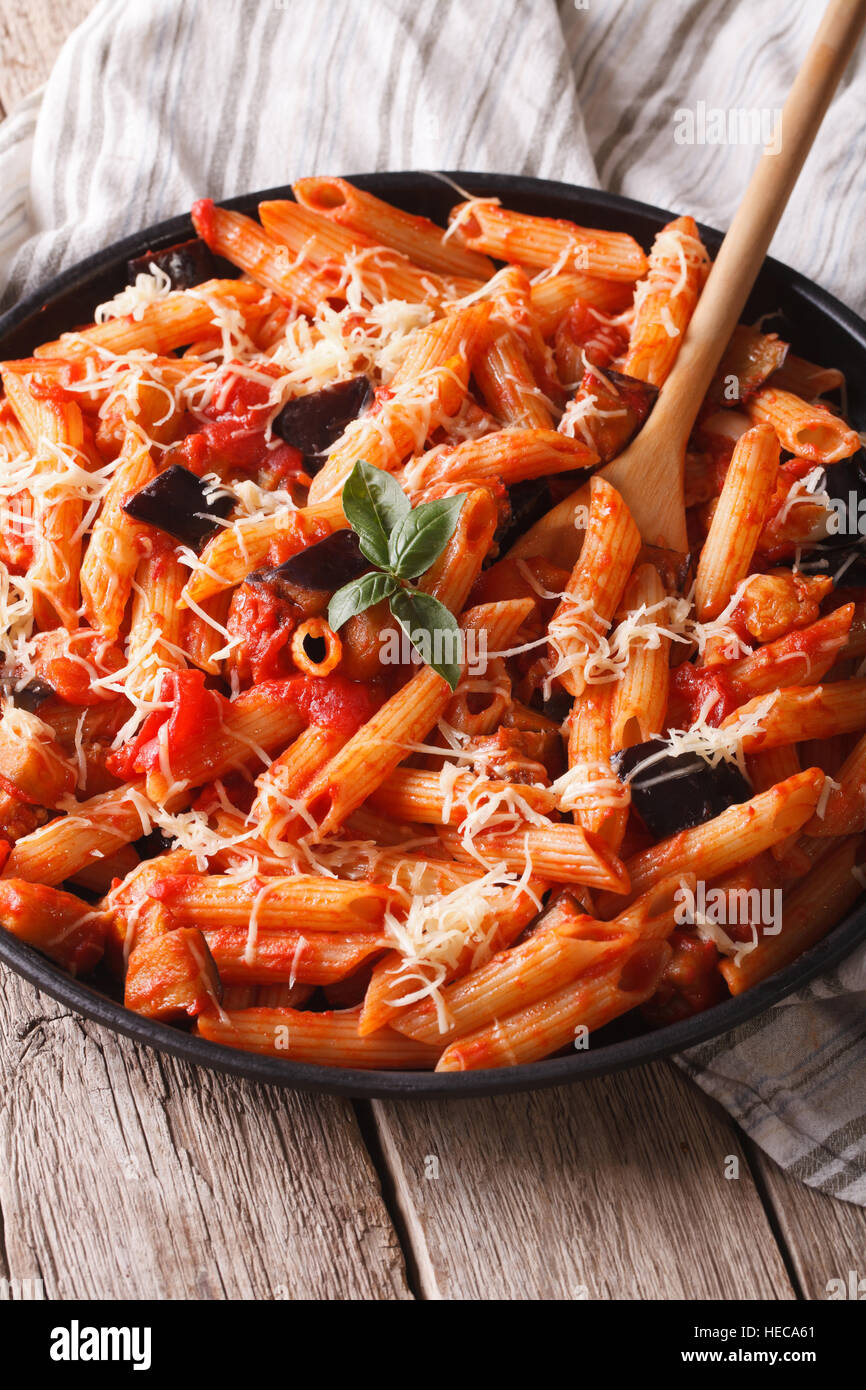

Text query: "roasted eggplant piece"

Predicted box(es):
[795, 540, 866, 586]
[568, 368, 658, 464]
[786, 450, 866, 577]
[494, 479, 554, 555]
[612, 738, 752, 839]
[134, 828, 176, 861]
[121, 464, 233, 548]
[247, 528, 370, 595]
[0, 675, 55, 712]
[273, 376, 373, 470]
[707, 324, 789, 407]
[127, 236, 222, 290]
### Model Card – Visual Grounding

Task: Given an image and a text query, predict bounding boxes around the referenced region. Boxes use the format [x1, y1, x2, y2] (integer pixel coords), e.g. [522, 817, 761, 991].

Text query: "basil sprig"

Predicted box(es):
[327, 460, 466, 690]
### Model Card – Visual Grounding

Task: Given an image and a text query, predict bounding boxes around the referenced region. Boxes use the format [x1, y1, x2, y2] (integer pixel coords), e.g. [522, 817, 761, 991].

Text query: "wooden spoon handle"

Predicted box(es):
[653, 0, 866, 434]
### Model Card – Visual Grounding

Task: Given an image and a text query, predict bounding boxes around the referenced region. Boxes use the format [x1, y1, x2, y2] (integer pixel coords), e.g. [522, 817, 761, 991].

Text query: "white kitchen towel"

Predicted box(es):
[0, 0, 864, 1202]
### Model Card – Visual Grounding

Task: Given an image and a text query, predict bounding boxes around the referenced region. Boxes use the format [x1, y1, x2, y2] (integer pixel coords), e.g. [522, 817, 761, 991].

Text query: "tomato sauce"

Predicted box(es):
[106, 670, 230, 780]
[642, 932, 728, 1025]
[240, 674, 384, 737]
[227, 583, 299, 684]
[290, 673, 385, 734]
[180, 366, 303, 477]
[669, 663, 739, 727]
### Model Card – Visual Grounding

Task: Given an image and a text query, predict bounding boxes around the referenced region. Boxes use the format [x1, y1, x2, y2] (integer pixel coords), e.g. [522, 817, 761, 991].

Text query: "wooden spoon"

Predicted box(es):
[520, 0, 866, 559]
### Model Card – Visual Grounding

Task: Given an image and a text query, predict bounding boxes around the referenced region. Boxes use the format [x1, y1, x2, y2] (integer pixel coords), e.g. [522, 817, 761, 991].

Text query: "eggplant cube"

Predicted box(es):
[273, 376, 373, 470]
[612, 738, 752, 838]
[127, 236, 221, 290]
[122, 464, 233, 549]
[246, 528, 370, 594]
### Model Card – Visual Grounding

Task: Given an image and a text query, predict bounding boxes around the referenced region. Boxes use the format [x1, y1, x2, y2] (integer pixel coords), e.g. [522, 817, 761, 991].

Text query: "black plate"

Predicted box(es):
[1, 171, 864, 1098]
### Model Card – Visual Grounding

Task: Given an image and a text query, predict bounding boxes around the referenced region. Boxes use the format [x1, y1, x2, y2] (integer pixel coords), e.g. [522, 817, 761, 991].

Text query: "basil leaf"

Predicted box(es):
[388, 493, 466, 579]
[389, 588, 462, 691]
[328, 570, 397, 631]
[342, 460, 410, 569]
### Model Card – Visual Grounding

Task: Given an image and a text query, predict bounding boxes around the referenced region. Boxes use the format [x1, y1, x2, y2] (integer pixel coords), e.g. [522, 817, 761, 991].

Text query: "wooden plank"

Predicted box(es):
[749, 1144, 866, 1300]
[373, 1061, 795, 1300]
[0, 969, 413, 1300]
[0, 0, 95, 114]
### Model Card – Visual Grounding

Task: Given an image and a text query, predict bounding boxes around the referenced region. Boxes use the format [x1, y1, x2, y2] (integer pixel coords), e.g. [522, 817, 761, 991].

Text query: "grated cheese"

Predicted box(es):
[94, 265, 173, 323]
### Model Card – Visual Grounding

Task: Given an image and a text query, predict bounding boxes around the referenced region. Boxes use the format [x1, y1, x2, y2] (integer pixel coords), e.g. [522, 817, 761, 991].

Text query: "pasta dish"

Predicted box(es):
[0, 177, 863, 1071]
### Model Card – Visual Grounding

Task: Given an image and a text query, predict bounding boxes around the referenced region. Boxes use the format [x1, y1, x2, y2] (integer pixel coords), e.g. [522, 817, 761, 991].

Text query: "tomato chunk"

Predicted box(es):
[106, 670, 230, 780]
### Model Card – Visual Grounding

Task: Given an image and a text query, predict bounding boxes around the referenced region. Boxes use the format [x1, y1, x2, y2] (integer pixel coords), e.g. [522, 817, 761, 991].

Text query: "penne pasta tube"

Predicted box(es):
[196, 1005, 441, 1068]
[69, 844, 141, 897]
[125, 536, 189, 696]
[357, 874, 545, 1036]
[479, 264, 560, 392]
[394, 895, 628, 1044]
[610, 563, 670, 747]
[143, 681, 306, 802]
[622, 216, 710, 387]
[448, 200, 648, 282]
[722, 681, 866, 754]
[398, 427, 596, 494]
[181, 590, 232, 676]
[203, 928, 387, 985]
[473, 325, 554, 429]
[147, 873, 394, 931]
[439, 823, 629, 892]
[720, 835, 864, 994]
[565, 685, 630, 852]
[3, 368, 85, 629]
[746, 745, 804, 864]
[191, 203, 341, 315]
[548, 476, 641, 697]
[435, 935, 671, 1070]
[260, 197, 481, 307]
[415, 488, 500, 612]
[81, 425, 156, 638]
[529, 271, 634, 334]
[290, 618, 342, 676]
[596, 768, 826, 915]
[251, 724, 348, 841]
[34, 279, 265, 360]
[388, 302, 492, 382]
[745, 387, 860, 462]
[805, 731, 866, 837]
[726, 605, 854, 701]
[2, 782, 153, 887]
[360, 850, 483, 896]
[768, 353, 845, 399]
[694, 424, 780, 620]
[746, 744, 803, 795]
[371, 767, 555, 824]
[293, 176, 496, 279]
[181, 496, 345, 605]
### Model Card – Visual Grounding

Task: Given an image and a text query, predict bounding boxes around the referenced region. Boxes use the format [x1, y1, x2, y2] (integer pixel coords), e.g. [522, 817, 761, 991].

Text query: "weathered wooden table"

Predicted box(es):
[1, 0, 864, 1301]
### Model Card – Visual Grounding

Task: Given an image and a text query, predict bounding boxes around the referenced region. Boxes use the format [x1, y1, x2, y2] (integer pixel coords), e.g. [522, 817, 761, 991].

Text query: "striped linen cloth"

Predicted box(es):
[0, 0, 864, 1202]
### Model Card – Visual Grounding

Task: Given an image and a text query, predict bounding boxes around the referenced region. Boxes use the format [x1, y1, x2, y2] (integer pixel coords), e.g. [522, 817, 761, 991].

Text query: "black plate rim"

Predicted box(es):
[1, 169, 864, 1099]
